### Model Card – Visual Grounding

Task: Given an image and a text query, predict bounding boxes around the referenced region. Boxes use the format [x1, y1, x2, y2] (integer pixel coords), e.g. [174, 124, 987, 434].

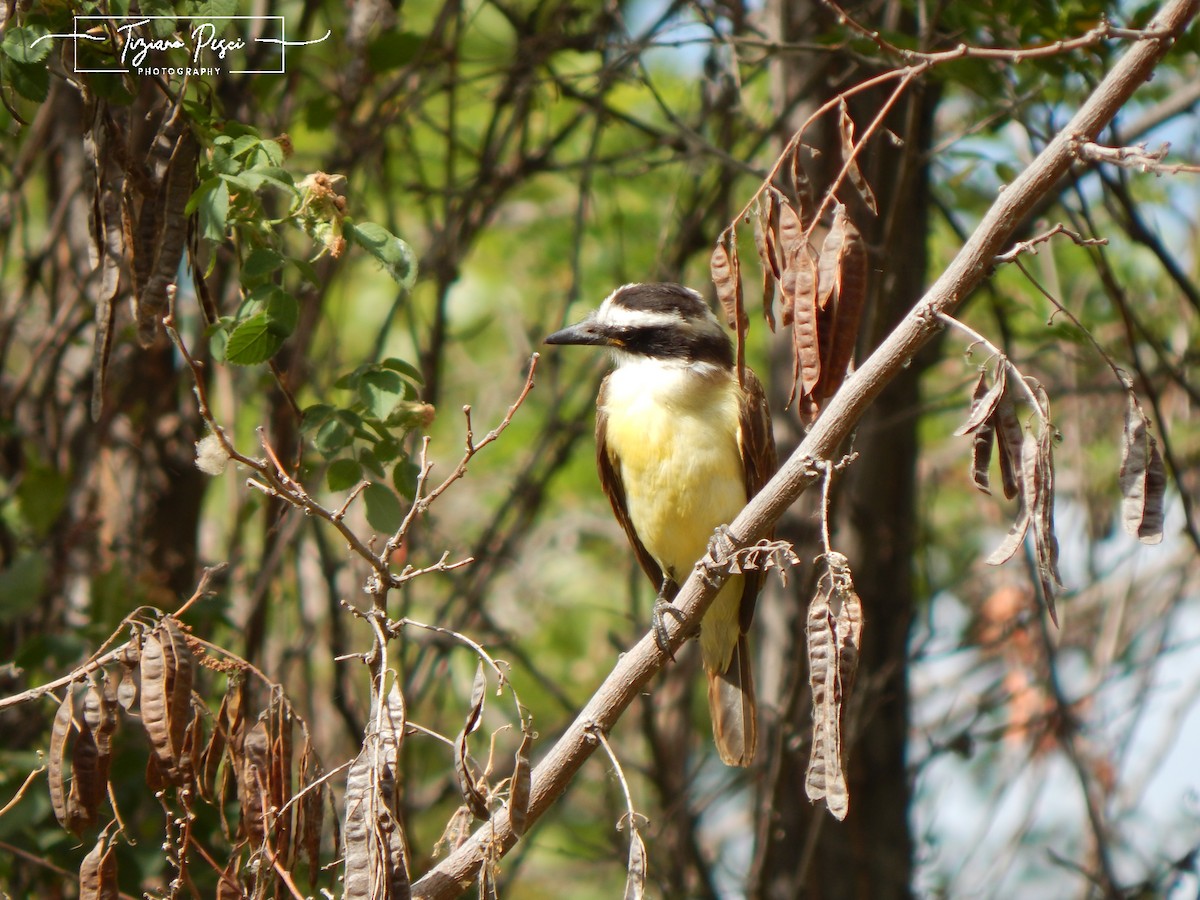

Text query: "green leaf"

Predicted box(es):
[82, 71, 135, 104]
[227, 167, 295, 193]
[290, 257, 319, 286]
[207, 317, 234, 362]
[189, 177, 230, 241]
[304, 96, 337, 131]
[373, 437, 401, 463]
[366, 31, 424, 73]
[346, 221, 417, 289]
[2, 25, 52, 64]
[359, 369, 406, 420]
[327, 458, 363, 491]
[0, 553, 48, 624]
[301, 403, 334, 432]
[265, 288, 299, 336]
[185, 0, 237, 17]
[16, 462, 69, 538]
[313, 412, 358, 456]
[237, 285, 295, 335]
[137, 0, 177, 37]
[333, 367, 363, 391]
[241, 247, 286, 283]
[358, 447, 386, 479]
[2, 58, 49, 102]
[229, 134, 261, 159]
[224, 313, 285, 365]
[393, 458, 421, 499]
[363, 483, 404, 534]
[187, 176, 221, 215]
[380, 357, 424, 385]
[257, 139, 287, 167]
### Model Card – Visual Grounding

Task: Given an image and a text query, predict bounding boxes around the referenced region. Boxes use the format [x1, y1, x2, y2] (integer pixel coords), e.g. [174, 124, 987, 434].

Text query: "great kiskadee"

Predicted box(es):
[546, 282, 776, 766]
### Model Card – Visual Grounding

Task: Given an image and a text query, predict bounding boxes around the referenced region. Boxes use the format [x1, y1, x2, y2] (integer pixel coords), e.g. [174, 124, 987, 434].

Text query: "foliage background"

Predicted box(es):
[0, 0, 1198, 897]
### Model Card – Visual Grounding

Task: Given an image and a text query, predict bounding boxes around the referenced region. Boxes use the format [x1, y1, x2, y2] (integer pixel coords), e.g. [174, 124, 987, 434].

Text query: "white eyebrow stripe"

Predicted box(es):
[594, 304, 681, 330]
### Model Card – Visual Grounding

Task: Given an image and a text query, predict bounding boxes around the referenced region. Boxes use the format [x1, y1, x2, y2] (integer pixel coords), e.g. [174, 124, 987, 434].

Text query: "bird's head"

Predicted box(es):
[544, 283, 733, 371]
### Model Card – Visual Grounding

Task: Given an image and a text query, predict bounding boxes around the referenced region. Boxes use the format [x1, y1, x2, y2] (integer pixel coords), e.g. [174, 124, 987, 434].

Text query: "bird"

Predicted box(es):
[545, 282, 776, 766]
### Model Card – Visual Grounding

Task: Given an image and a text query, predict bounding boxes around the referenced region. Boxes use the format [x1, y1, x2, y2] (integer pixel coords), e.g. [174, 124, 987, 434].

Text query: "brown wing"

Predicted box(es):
[595, 377, 668, 595]
[736, 366, 777, 632]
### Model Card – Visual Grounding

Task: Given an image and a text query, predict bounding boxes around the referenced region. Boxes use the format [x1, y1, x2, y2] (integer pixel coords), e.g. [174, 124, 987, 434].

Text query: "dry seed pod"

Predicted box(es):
[790, 239, 822, 405]
[199, 692, 229, 804]
[777, 201, 805, 297]
[815, 211, 842, 314]
[835, 579, 863, 702]
[624, 828, 647, 900]
[85, 678, 118, 759]
[295, 741, 326, 883]
[957, 364, 1008, 495]
[1119, 392, 1166, 544]
[805, 553, 860, 820]
[239, 717, 271, 846]
[1034, 428, 1063, 623]
[160, 617, 195, 765]
[757, 192, 782, 280]
[343, 681, 410, 900]
[993, 390, 1024, 500]
[509, 728, 534, 837]
[816, 205, 867, 405]
[140, 619, 196, 783]
[179, 704, 203, 789]
[455, 663, 491, 821]
[48, 689, 77, 829]
[987, 436, 1035, 566]
[955, 364, 1007, 437]
[138, 630, 173, 776]
[711, 238, 742, 330]
[434, 805, 474, 858]
[837, 99, 878, 215]
[804, 590, 841, 812]
[78, 830, 119, 900]
[134, 127, 198, 346]
[116, 642, 140, 711]
[216, 854, 243, 900]
[790, 143, 816, 226]
[971, 421, 996, 495]
[752, 210, 778, 331]
[269, 695, 295, 867]
[86, 115, 127, 422]
[67, 722, 104, 832]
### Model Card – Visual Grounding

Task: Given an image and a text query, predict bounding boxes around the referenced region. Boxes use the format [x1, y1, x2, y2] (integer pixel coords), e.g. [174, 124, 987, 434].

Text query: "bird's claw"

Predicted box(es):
[652, 598, 691, 659]
[701, 524, 738, 586]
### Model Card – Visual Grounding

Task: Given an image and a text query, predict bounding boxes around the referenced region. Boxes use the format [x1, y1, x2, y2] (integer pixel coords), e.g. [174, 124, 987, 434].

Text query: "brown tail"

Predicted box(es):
[706, 634, 758, 766]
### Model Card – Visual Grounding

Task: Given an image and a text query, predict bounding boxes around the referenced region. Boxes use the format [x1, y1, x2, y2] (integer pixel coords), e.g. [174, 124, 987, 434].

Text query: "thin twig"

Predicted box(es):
[0, 765, 45, 819]
[936, 313, 1045, 414]
[821, 1, 1169, 65]
[994, 223, 1108, 263]
[1073, 138, 1200, 175]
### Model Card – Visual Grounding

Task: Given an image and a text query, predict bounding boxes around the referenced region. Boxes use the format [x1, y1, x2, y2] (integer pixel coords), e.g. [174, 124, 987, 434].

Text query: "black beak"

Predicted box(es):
[544, 318, 610, 347]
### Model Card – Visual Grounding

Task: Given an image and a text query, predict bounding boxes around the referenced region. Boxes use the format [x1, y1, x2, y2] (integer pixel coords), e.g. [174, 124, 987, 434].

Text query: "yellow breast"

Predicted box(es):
[601, 360, 747, 670]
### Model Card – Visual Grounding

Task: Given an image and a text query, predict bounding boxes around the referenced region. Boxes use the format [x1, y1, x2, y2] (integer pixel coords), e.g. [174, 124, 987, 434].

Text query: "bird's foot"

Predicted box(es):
[700, 524, 739, 586]
[652, 578, 693, 659]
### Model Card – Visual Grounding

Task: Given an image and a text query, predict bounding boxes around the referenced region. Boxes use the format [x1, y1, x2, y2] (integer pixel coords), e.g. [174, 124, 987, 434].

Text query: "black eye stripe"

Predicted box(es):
[616, 325, 733, 368]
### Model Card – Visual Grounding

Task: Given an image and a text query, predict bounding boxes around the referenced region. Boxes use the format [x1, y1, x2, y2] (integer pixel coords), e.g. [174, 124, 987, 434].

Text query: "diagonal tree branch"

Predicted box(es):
[411, 2, 1200, 895]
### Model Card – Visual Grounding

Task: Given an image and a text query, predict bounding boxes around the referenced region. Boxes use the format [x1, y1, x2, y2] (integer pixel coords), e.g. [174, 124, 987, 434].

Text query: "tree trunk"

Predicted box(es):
[754, 3, 940, 896]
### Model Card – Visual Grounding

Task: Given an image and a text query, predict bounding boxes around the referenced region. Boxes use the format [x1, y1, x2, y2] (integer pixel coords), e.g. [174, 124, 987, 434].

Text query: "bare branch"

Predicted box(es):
[1073, 138, 1200, 175]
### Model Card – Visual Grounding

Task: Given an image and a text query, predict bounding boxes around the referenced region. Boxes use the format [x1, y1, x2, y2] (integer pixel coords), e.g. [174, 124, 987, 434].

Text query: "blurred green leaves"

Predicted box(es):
[302, 359, 432, 527]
